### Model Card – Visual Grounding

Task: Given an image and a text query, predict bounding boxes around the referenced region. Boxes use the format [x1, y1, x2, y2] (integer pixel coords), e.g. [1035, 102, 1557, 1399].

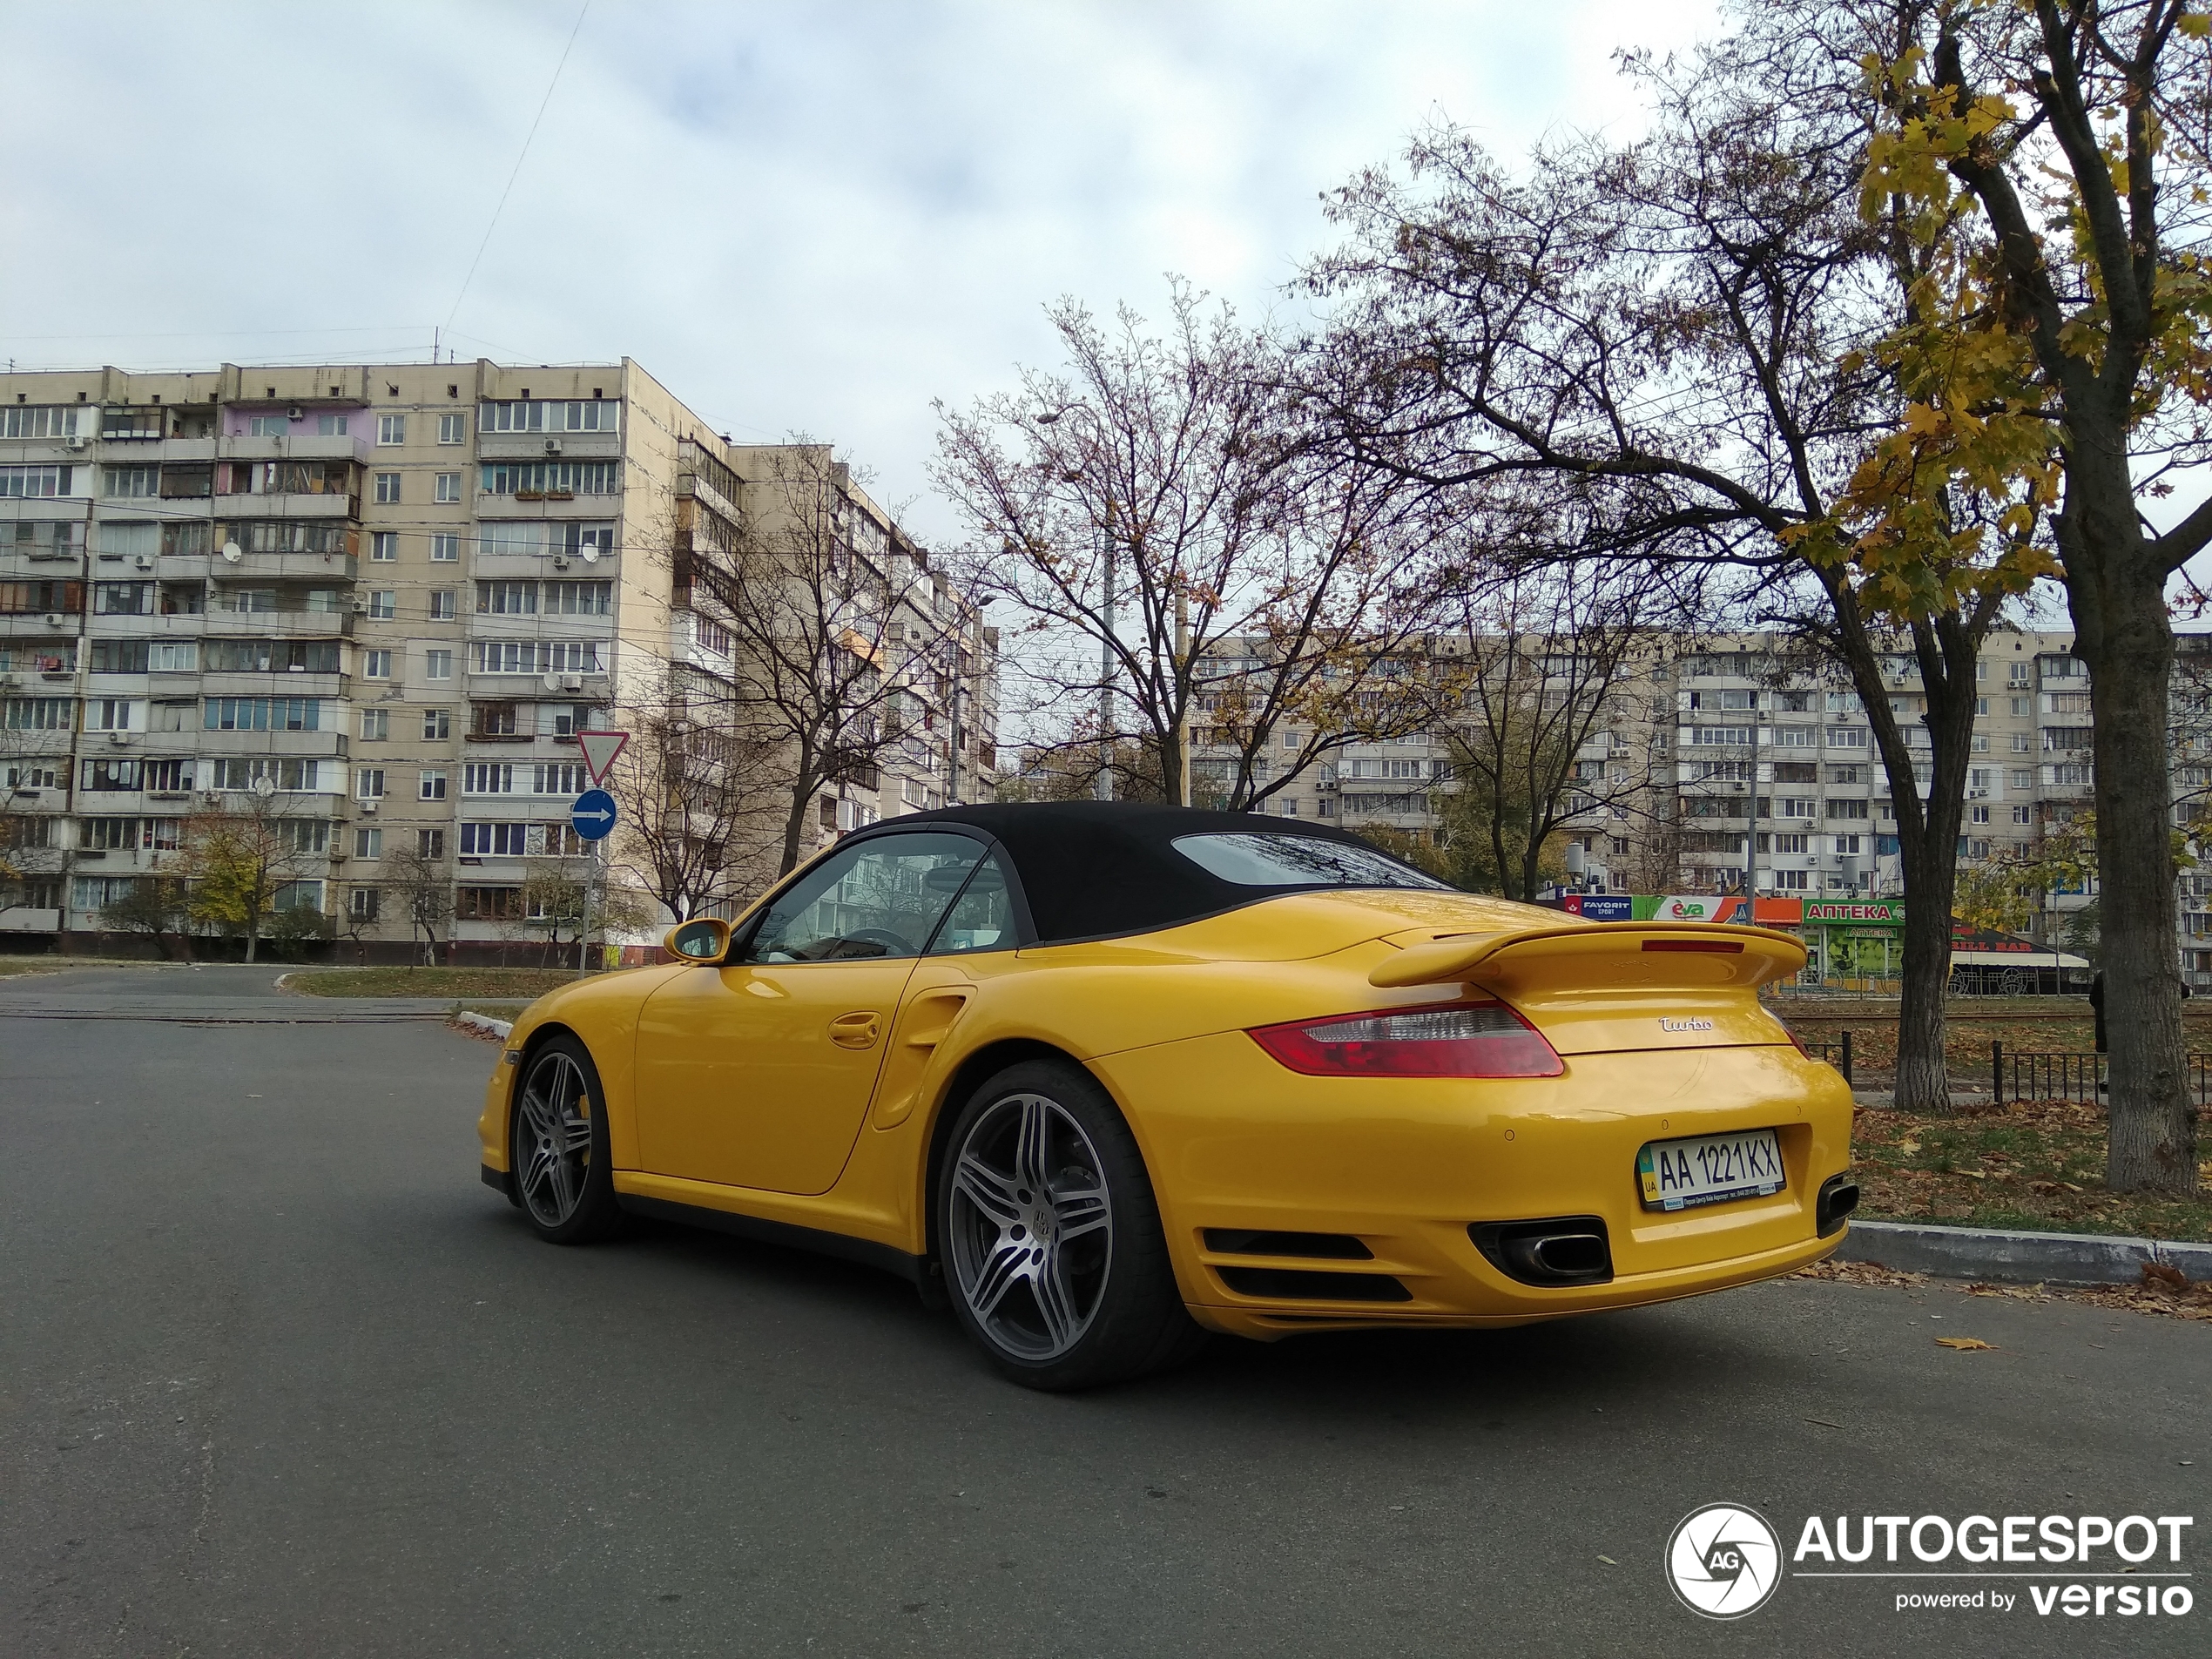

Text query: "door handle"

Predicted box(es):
[828, 1010, 882, 1049]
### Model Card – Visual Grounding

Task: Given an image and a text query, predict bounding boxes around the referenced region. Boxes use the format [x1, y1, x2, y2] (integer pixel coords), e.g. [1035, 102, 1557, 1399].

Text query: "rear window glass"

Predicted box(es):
[1170, 832, 1447, 891]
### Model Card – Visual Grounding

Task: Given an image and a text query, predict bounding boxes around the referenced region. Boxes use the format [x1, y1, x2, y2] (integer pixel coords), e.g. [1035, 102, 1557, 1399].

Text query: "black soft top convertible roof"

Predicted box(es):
[858, 801, 1436, 945]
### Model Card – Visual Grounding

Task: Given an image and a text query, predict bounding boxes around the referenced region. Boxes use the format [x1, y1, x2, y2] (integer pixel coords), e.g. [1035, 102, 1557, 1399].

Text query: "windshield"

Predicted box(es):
[1169, 831, 1448, 891]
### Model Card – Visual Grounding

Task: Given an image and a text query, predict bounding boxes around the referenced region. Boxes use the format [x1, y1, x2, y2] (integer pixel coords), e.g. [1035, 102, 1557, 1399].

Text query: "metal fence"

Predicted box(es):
[1810, 1032, 1852, 1085]
[1988, 1044, 2212, 1103]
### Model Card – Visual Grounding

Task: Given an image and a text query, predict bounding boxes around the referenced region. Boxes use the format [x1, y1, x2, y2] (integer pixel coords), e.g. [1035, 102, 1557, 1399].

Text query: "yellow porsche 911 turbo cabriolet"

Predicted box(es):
[479, 802, 1856, 1390]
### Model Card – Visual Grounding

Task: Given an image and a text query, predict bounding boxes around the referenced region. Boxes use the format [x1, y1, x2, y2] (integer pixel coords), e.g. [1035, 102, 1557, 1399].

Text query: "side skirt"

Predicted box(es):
[615, 1193, 928, 1288]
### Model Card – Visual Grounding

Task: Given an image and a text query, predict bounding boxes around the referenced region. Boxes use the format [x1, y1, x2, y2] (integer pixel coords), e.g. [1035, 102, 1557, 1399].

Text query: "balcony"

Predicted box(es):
[192, 728, 350, 759]
[0, 612, 83, 639]
[217, 434, 371, 463]
[210, 550, 359, 583]
[218, 491, 361, 521]
[200, 609, 355, 638]
[478, 432, 621, 462]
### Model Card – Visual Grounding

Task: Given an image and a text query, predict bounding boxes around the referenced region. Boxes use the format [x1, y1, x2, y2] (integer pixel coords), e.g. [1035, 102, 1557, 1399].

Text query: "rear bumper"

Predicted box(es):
[1088, 1035, 1853, 1339]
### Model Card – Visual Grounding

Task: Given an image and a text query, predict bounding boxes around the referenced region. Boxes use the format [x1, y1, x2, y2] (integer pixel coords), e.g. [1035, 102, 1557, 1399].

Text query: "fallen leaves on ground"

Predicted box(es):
[1795, 1258, 2212, 1322]
[1935, 1336, 1995, 1350]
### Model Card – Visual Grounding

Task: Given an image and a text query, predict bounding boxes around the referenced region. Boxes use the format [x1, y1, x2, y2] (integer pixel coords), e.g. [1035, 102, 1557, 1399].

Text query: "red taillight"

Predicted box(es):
[1248, 1001, 1564, 1078]
[1642, 939, 1743, 954]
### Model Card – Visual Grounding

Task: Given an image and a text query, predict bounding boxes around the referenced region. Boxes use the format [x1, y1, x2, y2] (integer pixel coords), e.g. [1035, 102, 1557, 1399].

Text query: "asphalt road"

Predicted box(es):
[2, 967, 2205, 1657]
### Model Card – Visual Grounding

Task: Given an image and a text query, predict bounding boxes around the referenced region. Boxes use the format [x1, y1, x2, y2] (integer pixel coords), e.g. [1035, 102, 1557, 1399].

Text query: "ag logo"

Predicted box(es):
[1666, 1503, 1781, 1619]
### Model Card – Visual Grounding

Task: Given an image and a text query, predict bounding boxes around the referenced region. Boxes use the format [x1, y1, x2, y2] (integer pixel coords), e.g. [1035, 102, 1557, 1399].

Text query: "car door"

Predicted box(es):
[634, 831, 989, 1195]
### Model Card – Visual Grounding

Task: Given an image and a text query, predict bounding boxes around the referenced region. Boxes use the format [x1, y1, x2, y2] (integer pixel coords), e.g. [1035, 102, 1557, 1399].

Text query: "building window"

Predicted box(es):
[359, 708, 388, 741]
[2012, 732, 2032, 753]
[371, 531, 398, 563]
[1971, 805, 1991, 824]
[477, 580, 536, 615]
[419, 769, 448, 801]
[533, 762, 585, 795]
[464, 762, 515, 794]
[428, 590, 455, 622]
[434, 472, 462, 502]
[1972, 733, 1989, 752]
[424, 649, 453, 680]
[479, 399, 620, 434]
[455, 886, 523, 921]
[378, 415, 406, 446]
[438, 413, 466, 445]
[478, 460, 620, 496]
[368, 590, 396, 619]
[374, 472, 401, 504]
[1774, 868, 1809, 891]
[354, 826, 383, 859]
[2013, 805, 2032, 825]
[544, 580, 611, 615]
[422, 707, 451, 741]
[356, 768, 386, 800]
[417, 828, 446, 859]
[102, 466, 159, 498]
[348, 888, 381, 921]
[0, 464, 70, 498]
[364, 650, 392, 678]
[2011, 768, 2033, 790]
[204, 696, 320, 732]
[430, 533, 459, 563]
[317, 414, 348, 436]
[0, 406, 81, 439]
[472, 702, 519, 738]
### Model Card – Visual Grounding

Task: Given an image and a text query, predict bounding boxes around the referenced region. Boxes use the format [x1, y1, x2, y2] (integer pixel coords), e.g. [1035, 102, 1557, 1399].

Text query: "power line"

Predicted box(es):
[442, 2, 591, 348]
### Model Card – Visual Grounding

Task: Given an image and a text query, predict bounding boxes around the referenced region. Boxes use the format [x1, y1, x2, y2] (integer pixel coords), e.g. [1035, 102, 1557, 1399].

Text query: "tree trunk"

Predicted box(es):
[2070, 559, 2197, 1195]
[244, 909, 259, 964]
[779, 779, 813, 877]
[1892, 827, 1959, 1111]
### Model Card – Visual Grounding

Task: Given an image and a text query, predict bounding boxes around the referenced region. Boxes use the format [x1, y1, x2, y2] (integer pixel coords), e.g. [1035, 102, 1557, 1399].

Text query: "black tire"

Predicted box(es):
[934, 1058, 1204, 1391]
[508, 1034, 624, 1244]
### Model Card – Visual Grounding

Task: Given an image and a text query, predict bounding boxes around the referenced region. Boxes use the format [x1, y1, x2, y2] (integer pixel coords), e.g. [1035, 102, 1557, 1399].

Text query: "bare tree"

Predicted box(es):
[934, 285, 1438, 810]
[678, 447, 925, 877]
[381, 842, 453, 967]
[1429, 564, 1665, 900]
[600, 669, 779, 918]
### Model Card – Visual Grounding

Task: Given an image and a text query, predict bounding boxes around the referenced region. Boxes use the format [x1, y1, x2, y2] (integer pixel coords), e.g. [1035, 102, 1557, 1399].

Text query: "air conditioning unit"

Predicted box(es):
[108, 730, 132, 745]
[288, 405, 303, 420]
[544, 438, 564, 455]
[0, 675, 16, 691]
[360, 799, 378, 814]
[552, 554, 571, 570]
[199, 788, 222, 804]
[350, 598, 368, 615]
[62, 435, 87, 451]
[560, 673, 583, 691]
[42, 613, 64, 628]
[134, 555, 153, 570]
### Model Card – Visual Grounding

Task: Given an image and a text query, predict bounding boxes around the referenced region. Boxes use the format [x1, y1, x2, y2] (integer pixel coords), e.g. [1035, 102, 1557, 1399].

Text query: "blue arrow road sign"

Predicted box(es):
[570, 788, 618, 841]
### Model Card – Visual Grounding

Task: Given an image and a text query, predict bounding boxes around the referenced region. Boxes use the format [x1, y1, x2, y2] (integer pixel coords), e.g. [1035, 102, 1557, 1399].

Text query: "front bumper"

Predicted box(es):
[1088, 1035, 1853, 1339]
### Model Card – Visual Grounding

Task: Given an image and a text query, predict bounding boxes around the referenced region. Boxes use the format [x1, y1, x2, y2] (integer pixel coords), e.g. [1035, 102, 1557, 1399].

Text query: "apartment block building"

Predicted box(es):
[0, 359, 995, 957]
[1190, 624, 2206, 978]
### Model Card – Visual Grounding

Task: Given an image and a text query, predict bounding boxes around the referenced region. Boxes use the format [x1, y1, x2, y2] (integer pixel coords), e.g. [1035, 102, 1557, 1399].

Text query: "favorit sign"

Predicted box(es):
[1667, 1504, 2195, 1622]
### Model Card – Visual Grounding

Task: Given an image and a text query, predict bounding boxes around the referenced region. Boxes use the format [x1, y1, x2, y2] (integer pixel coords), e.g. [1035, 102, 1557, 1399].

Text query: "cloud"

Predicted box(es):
[0, 0, 1717, 537]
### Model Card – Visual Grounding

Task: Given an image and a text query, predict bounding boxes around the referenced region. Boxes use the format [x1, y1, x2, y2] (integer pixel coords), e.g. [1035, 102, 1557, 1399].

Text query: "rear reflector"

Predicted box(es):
[1248, 1001, 1563, 1078]
[1642, 940, 1744, 954]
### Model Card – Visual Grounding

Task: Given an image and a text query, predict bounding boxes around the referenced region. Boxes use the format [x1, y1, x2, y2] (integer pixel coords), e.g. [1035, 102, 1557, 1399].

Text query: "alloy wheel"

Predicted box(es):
[945, 1091, 1114, 1361]
[515, 1049, 596, 1228]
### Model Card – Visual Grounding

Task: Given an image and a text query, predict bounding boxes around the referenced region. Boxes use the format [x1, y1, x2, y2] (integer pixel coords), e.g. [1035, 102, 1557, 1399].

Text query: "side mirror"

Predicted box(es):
[664, 917, 732, 964]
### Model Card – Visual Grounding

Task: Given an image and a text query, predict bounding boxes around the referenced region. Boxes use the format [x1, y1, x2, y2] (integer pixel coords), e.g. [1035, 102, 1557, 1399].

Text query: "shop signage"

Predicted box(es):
[1656, 894, 1747, 923]
[1804, 900, 1905, 927]
[1561, 894, 1635, 921]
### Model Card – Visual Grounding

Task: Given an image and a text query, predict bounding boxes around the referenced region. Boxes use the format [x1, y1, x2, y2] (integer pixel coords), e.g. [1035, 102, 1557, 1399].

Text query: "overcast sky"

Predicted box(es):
[3, 0, 1718, 541]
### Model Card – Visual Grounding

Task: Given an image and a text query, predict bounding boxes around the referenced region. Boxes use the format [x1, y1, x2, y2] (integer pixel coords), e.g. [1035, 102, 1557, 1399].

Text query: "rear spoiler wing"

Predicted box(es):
[1369, 921, 1805, 993]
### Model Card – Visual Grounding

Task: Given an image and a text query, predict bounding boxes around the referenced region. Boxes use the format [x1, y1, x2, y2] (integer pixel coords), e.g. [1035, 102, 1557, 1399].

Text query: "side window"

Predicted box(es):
[927, 852, 1016, 955]
[741, 833, 984, 963]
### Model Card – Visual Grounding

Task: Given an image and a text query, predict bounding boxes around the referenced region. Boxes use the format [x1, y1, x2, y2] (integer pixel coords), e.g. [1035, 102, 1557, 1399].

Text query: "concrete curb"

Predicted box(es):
[452, 1011, 513, 1041]
[1837, 1217, 2212, 1286]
